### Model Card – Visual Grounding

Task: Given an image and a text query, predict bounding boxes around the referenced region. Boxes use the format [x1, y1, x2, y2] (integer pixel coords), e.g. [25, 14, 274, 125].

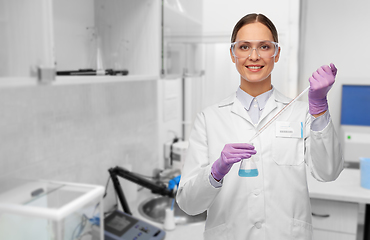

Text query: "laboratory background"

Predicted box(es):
[0, 0, 369, 240]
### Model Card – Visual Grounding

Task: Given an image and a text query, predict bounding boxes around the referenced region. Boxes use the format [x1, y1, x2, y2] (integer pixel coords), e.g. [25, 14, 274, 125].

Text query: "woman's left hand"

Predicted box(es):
[308, 63, 337, 115]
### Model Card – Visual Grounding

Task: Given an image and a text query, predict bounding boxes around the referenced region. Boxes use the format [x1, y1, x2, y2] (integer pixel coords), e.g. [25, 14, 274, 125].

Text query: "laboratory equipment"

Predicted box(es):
[106, 166, 174, 240]
[239, 86, 310, 177]
[163, 208, 176, 231]
[104, 210, 165, 240]
[238, 143, 258, 177]
[360, 158, 370, 189]
[340, 85, 370, 163]
[57, 69, 128, 76]
[250, 86, 310, 142]
[164, 139, 188, 170]
[138, 196, 207, 225]
[108, 166, 175, 215]
[0, 179, 105, 240]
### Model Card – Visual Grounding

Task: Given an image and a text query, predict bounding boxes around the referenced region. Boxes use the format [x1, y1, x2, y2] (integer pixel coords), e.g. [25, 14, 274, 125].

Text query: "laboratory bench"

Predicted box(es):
[126, 168, 369, 240]
[307, 168, 370, 240]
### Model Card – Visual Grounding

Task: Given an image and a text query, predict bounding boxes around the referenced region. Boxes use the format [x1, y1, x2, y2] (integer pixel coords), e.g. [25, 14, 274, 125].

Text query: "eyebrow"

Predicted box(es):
[238, 40, 271, 43]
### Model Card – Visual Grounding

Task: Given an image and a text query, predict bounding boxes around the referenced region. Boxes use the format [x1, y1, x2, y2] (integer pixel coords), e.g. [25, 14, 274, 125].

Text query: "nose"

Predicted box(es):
[248, 48, 260, 60]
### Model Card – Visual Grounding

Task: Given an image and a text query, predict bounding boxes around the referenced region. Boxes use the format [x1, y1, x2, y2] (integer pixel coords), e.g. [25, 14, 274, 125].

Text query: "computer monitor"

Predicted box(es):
[340, 85, 370, 162]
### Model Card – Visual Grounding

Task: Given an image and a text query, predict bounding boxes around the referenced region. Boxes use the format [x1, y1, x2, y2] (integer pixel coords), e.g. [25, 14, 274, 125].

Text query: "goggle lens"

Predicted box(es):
[231, 40, 279, 59]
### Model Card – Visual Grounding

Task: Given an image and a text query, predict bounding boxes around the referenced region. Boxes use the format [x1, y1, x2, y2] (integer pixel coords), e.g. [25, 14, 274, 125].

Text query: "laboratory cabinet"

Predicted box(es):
[311, 198, 358, 240]
[0, 0, 205, 86]
[308, 169, 370, 240]
[0, 0, 54, 85]
[0, 0, 162, 86]
[161, 0, 203, 78]
[54, 0, 161, 80]
[0, 0, 204, 86]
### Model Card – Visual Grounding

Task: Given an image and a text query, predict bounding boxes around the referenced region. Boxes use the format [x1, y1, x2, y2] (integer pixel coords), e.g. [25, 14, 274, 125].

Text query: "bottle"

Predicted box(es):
[164, 207, 176, 231]
[238, 143, 258, 177]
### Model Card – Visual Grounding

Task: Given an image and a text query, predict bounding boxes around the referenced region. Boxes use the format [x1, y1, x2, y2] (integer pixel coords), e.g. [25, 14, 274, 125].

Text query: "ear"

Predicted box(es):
[274, 47, 281, 63]
[230, 48, 236, 63]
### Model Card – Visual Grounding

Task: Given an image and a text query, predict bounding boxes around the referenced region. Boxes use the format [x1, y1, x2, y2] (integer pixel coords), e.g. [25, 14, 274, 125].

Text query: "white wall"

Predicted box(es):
[202, 0, 296, 38]
[299, 0, 370, 131]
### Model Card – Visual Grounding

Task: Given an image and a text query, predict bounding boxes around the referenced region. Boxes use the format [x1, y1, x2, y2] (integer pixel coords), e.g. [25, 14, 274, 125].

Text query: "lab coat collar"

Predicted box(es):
[272, 88, 292, 104]
[218, 88, 291, 125]
[236, 87, 274, 111]
[218, 88, 291, 108]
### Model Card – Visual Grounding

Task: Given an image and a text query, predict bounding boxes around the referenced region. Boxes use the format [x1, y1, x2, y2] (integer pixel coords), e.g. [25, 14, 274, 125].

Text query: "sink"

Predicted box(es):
[138, 196, 206, 225]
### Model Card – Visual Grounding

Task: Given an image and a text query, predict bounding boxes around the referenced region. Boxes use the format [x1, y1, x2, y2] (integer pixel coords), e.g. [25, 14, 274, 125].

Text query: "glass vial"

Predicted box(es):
[238, 143, 258, 177]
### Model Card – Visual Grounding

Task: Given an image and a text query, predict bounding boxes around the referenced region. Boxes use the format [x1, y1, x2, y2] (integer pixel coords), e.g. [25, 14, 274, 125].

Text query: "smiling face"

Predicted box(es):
[230, 22, 280, 92]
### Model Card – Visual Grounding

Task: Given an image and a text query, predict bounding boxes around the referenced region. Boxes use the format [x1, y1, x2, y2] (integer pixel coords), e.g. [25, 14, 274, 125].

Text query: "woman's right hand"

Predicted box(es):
[211, 143, 256, 181]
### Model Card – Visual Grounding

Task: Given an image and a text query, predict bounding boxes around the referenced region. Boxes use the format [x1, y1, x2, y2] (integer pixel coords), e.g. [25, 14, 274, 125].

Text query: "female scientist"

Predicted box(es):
[176, 13, 343, 240]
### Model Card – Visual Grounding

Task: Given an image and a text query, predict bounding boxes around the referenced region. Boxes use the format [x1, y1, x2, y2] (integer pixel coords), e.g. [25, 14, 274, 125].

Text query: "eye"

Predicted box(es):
[259, 44, 271, 51]
[239, 44, 250, 51]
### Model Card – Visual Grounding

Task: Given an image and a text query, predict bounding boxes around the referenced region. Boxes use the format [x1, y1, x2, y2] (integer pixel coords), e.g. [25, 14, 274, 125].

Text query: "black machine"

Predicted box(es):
[104, 166, 176, 240]
[108, 166, 175, 215]
[104, 210, 165, 240]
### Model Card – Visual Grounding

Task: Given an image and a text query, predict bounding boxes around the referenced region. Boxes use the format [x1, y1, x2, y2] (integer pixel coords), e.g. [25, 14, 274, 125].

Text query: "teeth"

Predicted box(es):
[248, 66, 262, 69]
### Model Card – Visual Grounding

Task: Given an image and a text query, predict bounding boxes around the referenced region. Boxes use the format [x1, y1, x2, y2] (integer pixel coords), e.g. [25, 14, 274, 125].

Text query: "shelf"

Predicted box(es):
[53, 75, 159, 86]
[0, 75, 159, 88]
[53, 0, 161, 80]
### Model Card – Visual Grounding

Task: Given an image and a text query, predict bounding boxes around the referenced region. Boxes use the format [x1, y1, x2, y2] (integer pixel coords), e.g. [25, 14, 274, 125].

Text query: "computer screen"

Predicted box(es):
[341, 85, 370, 126]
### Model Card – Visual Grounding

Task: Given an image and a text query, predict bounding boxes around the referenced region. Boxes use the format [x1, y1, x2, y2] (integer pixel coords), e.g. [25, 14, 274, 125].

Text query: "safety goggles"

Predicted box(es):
[231, 40, 279, 59]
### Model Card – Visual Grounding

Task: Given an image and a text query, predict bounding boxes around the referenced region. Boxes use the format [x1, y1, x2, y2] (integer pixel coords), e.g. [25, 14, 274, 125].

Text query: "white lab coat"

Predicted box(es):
[176, 88, 343, 240]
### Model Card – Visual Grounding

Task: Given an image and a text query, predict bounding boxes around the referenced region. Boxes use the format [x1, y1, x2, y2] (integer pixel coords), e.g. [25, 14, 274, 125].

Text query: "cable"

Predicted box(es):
[76, 230, 92, 240]
[70, 196, 103, 240]
[102, 175, 120, 217]
[71, 214, 88, 240]
[103, 175, 111, 198]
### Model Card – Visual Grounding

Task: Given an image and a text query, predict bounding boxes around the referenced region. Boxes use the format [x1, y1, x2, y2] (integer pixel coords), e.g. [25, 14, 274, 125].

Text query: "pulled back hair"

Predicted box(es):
[231, 13, 279, 43]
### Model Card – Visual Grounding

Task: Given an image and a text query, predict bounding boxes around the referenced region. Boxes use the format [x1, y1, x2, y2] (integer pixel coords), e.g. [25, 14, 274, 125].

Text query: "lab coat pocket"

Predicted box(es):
[273, 137, 304, 166]
[204, 223, 231, 240]
[291, 218, 313, 240]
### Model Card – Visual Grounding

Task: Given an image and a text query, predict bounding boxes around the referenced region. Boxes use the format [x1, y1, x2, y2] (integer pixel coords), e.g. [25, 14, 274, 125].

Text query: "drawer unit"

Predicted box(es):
[313, 229, 356, 240]
[311, 198, 358, 240]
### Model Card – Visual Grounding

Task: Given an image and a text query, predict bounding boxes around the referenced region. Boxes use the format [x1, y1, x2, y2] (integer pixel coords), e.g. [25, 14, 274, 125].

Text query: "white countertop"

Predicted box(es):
[307, 168, 370, 204]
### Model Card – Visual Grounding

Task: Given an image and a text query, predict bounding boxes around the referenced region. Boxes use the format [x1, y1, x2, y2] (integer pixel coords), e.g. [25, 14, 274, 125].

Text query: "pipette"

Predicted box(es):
[249, 86, 310, 142]
[239, 86, 310, 177]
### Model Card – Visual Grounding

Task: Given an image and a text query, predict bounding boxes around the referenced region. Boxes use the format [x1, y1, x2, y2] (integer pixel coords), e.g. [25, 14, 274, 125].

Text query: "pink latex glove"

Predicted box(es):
[211, 143, 256, 181]
[308, 63, 337, 115]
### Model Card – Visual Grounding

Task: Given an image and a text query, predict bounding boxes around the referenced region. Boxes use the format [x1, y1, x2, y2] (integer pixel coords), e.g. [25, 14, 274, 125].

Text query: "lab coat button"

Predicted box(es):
[255, 222, 262, 229]
[253, 189, 261, 196]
